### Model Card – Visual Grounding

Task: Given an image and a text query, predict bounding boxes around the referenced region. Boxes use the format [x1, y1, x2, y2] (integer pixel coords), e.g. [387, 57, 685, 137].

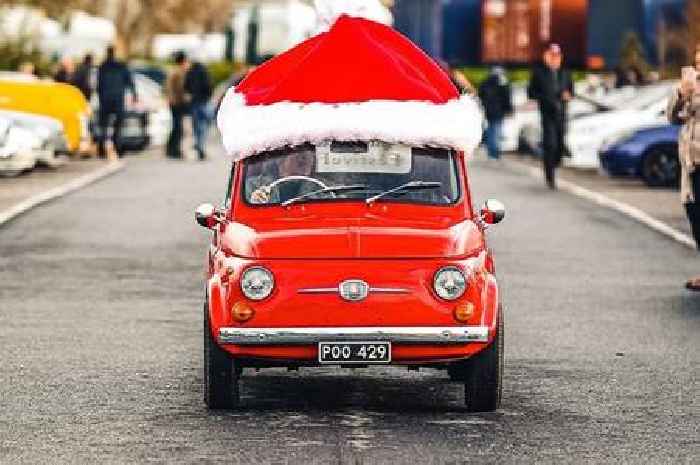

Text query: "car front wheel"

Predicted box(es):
[460, 306, 503, 412]
[642, 145, 679, 188]
[203, 300, 240, 409]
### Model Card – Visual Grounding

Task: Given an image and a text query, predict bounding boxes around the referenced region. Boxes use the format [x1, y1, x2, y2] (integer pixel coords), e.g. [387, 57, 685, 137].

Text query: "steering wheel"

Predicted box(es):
[267, 176, 329, 193]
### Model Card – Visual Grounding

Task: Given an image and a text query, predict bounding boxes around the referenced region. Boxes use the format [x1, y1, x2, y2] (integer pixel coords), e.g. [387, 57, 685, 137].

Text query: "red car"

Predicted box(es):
[196, 140, 505, 412]
[199, 10, 503, 412]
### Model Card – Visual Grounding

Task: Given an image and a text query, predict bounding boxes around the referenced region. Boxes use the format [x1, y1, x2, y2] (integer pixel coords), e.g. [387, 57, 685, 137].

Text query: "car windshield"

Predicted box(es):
[243, 141, 460, 206]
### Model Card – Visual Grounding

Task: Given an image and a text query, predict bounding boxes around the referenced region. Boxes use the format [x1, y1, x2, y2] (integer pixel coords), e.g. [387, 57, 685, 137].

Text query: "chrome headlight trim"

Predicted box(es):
[433, 266, 467, 301]
[240, 266, 275, 301]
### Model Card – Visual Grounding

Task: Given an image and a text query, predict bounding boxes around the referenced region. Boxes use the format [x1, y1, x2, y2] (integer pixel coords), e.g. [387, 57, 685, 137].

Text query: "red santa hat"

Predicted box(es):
[217, 0, 483, 160]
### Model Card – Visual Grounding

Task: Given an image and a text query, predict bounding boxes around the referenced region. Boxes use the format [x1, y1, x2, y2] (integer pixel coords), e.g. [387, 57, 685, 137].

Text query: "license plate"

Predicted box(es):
[318, 342, 391, 364]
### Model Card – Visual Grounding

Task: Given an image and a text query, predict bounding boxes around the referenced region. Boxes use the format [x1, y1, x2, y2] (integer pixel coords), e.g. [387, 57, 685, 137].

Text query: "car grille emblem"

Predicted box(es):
[339, 279, 369, 302]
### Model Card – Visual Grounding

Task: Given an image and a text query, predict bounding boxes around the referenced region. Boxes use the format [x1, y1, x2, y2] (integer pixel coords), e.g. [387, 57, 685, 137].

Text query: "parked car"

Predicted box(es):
[564, 82, 675, 169]
[0, 116, 38, 176]
[0, 79, 91, 155]
[196, 141, 505, 412]
[0, 109, 69, 167]
[599, 124, 680, 187]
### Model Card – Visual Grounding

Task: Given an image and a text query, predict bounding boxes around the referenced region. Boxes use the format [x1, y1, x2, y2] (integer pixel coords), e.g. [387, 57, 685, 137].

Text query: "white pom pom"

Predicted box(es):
[314, 0, 393, 30]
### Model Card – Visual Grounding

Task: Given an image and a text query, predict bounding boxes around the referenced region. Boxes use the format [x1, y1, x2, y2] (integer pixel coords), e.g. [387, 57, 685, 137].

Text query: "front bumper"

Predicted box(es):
[219, 326, 490, 345]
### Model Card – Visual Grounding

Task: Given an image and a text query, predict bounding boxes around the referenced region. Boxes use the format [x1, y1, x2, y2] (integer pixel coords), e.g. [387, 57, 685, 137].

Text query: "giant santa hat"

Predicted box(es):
[217, 0, 483, 160]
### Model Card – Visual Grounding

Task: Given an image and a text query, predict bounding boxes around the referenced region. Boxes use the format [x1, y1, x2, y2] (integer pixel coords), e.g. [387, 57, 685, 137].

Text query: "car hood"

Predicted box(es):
[221, 218, 484, 259]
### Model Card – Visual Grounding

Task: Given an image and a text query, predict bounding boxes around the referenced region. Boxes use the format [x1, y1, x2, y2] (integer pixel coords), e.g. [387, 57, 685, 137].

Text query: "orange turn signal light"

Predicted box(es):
[232, 301, 255, 322]
[453, 302, 475, 323]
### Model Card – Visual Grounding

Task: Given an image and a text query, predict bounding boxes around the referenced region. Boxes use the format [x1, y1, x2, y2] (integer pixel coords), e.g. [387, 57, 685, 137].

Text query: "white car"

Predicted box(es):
[502, 83, 606, 153]
[565, 82, 675, 169]
[0, 110, 68, 168]
[0, 116, 38, 176]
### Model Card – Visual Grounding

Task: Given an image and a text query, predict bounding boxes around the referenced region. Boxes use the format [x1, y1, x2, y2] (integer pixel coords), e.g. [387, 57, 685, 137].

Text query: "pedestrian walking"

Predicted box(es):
[479, 66, 513, 160]
[72, 54, 95, 101]
[96, 45, 137, 158]
[184, 57, 212, 160]
[527, 43, 573, 189]
[668, 45, 700, 291]
[165, 51, 190, 159]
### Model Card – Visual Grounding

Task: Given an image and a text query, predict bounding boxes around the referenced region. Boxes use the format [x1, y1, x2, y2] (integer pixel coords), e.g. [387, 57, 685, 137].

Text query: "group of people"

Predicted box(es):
[479, 42, 700, 291]
[47, 47, 212, 161]
[165, 51, 213, 160]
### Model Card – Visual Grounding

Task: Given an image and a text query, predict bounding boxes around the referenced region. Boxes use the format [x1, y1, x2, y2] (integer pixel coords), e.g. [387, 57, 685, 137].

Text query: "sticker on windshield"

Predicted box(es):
[316, 142, 412, 174]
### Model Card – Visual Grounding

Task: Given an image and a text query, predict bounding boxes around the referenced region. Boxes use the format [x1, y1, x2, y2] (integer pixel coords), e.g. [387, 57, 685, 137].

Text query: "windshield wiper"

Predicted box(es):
[281, 184, 368, 207]
[365, 181, 442, 205]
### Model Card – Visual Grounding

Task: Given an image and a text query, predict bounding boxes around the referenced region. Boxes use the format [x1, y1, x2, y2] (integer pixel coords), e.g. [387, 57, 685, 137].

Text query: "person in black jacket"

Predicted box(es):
[479, 66, 513, 159]
[184, 59, 212, 160]
[528, 44, 573, 189]
[96, 46, 137, 158]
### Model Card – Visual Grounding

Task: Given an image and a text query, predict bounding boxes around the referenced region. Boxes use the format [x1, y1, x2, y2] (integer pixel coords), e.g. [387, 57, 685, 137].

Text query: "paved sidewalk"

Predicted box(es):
[505, 153, 691, 238]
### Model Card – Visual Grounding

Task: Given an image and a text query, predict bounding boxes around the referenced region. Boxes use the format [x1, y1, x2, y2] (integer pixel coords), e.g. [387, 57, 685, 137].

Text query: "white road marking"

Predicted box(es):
[0, 161, 125, 226]
[518, 163, 697, 250]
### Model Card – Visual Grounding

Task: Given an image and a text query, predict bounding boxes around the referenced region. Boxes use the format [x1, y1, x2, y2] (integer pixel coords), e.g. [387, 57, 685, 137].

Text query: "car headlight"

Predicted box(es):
[433, 266, 467, 300]
[240, 266, 274, 300]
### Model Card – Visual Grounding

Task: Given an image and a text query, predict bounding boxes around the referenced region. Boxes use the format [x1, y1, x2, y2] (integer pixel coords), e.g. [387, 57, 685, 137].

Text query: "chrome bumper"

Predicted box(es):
[218, 326, 490, 345]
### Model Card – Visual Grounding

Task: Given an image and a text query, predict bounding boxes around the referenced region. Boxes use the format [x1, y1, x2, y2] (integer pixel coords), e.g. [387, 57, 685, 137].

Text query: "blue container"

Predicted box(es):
[442, 0, 482, 66]
[393, 0, 444, 58]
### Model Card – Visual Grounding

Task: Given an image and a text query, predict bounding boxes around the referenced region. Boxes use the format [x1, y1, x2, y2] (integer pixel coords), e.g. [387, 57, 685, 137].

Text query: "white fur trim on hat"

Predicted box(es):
[217, 90, 484, 160]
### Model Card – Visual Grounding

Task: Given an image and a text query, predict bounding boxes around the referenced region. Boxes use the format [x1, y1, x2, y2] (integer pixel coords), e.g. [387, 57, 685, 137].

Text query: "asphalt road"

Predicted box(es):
[0, 147, 698, 464]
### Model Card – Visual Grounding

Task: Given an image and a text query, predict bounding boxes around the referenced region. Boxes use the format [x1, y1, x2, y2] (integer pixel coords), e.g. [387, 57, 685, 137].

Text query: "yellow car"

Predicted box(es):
[0, 79, 91, 154]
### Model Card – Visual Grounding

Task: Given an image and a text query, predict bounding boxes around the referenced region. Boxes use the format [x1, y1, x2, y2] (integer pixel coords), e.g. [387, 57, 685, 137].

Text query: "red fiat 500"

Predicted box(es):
[196, 140, 505, 411]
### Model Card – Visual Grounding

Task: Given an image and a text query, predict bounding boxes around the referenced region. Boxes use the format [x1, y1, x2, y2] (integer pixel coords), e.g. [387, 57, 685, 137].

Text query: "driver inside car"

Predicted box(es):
[249, 147, 317, 204]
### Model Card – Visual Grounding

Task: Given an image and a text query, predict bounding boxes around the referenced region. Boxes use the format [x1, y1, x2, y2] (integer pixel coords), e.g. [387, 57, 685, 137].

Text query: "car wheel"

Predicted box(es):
[642, 145, 679, 188]
[463, 306, 503, 412]
[203, 300, 240, 409]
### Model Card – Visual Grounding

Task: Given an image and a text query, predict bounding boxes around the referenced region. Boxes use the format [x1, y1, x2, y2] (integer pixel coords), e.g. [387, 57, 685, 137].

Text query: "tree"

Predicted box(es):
[618, 31, 651, 76]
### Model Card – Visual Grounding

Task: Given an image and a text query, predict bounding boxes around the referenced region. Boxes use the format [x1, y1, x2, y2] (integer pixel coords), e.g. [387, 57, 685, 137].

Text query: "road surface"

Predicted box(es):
[1, 148, 697, 464]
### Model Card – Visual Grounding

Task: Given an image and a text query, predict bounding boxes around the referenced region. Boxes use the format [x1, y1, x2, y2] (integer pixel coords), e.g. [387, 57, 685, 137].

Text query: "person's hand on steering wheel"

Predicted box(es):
[251, 185, 272, 204]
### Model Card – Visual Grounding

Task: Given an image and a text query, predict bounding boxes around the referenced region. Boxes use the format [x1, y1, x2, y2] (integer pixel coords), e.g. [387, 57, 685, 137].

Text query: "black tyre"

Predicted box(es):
[464, 307, 504, 412]
[641, 145, 680, 188]
[203, 300, 240, 409]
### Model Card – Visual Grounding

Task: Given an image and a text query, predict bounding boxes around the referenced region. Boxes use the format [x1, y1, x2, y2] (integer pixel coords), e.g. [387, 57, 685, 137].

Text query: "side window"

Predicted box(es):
[224, 162, 235, 209]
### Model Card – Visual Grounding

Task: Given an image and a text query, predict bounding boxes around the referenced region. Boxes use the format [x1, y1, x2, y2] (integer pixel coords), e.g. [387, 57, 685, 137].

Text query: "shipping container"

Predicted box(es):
[482, 0, 587, 67]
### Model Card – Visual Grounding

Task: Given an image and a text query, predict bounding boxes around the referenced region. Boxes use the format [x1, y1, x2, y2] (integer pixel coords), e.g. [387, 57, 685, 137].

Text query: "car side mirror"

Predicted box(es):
[195, 203, 223, 229]
[480, 199, 505, 225]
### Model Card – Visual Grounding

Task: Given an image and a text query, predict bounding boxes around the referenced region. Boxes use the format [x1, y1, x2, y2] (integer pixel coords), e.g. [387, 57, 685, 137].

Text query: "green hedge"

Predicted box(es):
[459, 67, 587, 87]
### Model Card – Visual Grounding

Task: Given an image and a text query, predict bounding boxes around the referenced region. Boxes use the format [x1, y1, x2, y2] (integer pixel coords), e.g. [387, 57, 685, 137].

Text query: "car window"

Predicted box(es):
[242, 141, 460, 206]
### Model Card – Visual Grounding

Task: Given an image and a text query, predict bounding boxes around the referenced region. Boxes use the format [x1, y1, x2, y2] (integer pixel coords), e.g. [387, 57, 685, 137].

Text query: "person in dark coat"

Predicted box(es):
[184, 58, 212, 160]
[527, 43, 573, 189]
[479, 66, 513, 159]
[72, 54, 95, 101]
[96, 46, 137, 158]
